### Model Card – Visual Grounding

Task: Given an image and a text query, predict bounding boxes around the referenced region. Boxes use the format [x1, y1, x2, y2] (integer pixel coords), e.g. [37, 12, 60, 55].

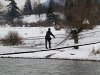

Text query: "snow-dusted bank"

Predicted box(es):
[0, 26, 100, 61]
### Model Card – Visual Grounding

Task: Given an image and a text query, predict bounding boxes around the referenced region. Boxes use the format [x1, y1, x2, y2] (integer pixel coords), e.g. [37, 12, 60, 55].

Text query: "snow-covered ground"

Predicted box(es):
[0, 26, 100, 61]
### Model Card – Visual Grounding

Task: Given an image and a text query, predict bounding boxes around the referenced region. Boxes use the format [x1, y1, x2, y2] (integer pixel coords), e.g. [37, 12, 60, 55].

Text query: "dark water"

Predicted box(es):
[0, 58, 100, 75]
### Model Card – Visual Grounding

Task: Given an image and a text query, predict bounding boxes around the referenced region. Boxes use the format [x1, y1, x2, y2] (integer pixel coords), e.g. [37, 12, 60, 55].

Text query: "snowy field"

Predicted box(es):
[0, 26, 100, 61]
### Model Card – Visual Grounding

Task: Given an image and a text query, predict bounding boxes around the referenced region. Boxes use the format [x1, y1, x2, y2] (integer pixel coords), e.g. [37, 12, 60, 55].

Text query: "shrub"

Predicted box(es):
[1, 31, 22, 46]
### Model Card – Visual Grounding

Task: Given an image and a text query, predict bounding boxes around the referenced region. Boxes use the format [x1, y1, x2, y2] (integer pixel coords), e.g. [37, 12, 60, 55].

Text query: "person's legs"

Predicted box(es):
[48, 40, 51, 49]
[45, 39, 48, 49]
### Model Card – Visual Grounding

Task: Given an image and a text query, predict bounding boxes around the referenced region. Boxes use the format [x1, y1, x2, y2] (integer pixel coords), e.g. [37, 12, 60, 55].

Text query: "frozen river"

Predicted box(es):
[0, 58, 100, 75]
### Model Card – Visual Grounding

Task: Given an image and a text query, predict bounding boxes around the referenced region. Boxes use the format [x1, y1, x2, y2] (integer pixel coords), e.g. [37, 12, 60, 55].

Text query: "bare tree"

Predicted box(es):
[64, 0, 97, 49]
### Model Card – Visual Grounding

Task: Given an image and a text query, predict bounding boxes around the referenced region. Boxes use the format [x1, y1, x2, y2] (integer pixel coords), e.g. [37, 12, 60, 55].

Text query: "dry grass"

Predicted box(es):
[1, 31, 22, 46]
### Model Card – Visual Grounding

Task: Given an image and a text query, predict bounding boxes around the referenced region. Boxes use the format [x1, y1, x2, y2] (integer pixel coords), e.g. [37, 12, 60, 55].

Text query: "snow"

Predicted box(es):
[0, 0, 100, 61]
[22, 14, 46, 23]
[0, 25, 100, 61]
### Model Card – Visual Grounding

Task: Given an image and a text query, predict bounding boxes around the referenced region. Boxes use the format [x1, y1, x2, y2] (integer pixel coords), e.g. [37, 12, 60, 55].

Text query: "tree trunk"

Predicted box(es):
[73, 33, 79, 49]
[71, 30, 79, 49]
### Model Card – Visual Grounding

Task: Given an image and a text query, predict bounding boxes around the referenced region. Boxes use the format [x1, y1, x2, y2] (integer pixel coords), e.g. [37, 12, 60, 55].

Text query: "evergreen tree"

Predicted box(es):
[46, 0, 56, 24]
[33, 4, 47, 17]
[5, 0, 20, 24]
[22, 0, 33, 15]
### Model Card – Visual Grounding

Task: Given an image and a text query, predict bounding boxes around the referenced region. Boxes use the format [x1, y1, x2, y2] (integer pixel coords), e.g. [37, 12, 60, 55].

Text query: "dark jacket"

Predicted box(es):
[45, 30, 55, 40]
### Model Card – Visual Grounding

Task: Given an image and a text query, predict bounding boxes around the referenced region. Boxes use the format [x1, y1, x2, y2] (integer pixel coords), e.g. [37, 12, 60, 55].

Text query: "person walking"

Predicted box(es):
[45, 28, 55, 49]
